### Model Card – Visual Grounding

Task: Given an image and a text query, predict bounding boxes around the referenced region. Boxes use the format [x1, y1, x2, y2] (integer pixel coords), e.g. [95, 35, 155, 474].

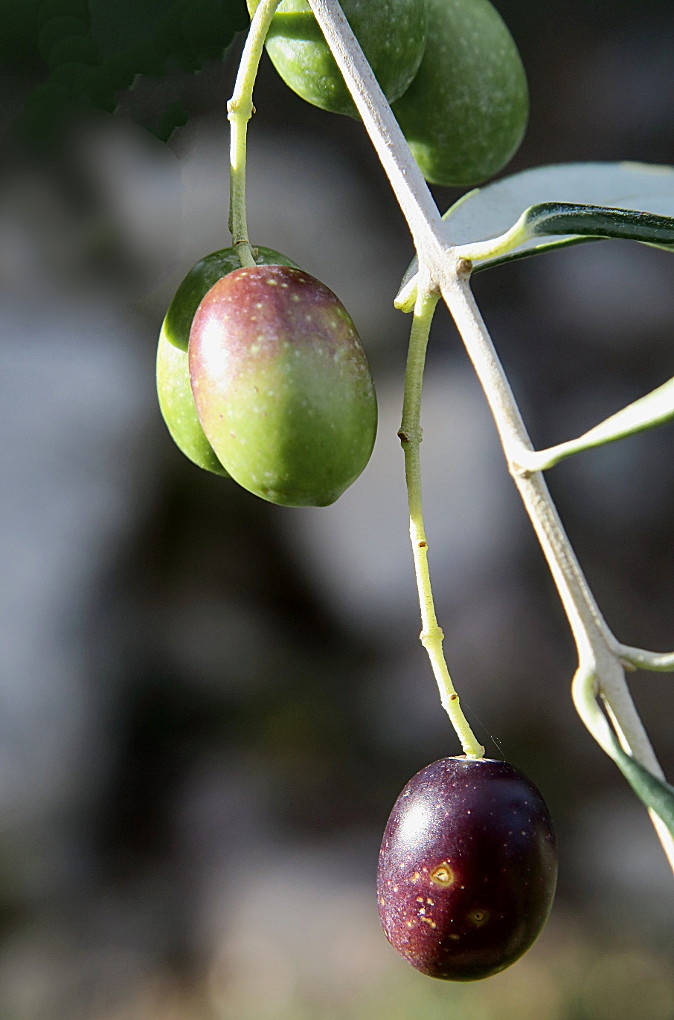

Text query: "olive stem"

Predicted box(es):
[227, 0, 282, 267]
[439, 273, 667, 752]
[400, 283, 485, 758]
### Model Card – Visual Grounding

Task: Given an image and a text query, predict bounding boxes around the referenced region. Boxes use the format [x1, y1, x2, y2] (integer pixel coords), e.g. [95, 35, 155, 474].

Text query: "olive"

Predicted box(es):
[157, 245, 298, 474]
[156, 321, 229, 475]
[377, 756, 557, 981]
[392, 0, 529, 186]
[188, 264, 377, 506]
[163, 245, 299, 353]
[247, 0, 427, 118]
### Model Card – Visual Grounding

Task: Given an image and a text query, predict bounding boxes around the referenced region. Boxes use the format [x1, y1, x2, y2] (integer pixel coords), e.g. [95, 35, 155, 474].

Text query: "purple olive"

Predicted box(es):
[377, 757, 557, 981]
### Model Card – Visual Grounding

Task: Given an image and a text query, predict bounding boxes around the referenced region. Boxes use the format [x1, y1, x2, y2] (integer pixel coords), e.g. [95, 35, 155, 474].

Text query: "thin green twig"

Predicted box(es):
[227, 0, 282, 266]
[399, 285, 485, 759]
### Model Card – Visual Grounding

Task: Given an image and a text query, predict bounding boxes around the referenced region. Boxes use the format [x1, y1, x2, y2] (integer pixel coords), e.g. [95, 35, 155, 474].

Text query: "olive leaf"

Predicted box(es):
[397, 162, 674, 458]
[454, 200, 674, 269]
[397, 161, 674, 300]
[445, 160, 674, 270]
[609, 736, 674, 836]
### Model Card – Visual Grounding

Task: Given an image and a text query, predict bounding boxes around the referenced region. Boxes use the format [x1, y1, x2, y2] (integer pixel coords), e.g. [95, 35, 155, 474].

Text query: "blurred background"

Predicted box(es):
[0, 1, 673, 1017]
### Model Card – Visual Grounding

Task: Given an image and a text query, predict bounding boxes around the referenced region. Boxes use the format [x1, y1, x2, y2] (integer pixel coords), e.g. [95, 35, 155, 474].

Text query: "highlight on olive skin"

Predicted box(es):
[188, 264, 378, 507]
[377, 757, 558, 981]
[156, 246, 299, 475]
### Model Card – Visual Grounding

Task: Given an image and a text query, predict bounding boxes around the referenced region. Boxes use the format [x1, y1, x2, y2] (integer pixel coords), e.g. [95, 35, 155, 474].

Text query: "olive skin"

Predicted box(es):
[392, 0, 529, 186]
[189, 264, 377, 507]
[157, 245, 298, 474]
[247, 0, 427, 119]
[163, 245, 299, 353]
[377, 757, 557, 981]
[156, 321, 229, 475]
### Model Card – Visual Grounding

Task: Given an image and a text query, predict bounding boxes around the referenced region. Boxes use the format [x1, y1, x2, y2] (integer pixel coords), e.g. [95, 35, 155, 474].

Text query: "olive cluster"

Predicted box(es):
[248, 0, 529, 186]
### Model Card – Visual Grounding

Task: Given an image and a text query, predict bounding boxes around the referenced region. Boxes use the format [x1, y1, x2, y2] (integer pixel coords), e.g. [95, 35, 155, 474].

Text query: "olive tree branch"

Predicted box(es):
[305, 0, 673, 867]
[442, 277, 674, 870]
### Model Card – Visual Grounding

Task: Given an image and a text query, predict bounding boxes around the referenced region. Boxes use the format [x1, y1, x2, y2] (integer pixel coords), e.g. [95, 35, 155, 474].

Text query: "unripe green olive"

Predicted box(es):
[392, 0, 529, 186]
[247, 0, 427, 118]
[156, 322, 229, 475]
[189, 264, 377, 506]
[157, 245, 298, 474]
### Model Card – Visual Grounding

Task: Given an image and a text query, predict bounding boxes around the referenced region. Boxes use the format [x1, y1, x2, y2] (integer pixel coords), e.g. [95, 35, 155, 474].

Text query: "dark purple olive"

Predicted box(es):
[377, 757, 557, 981]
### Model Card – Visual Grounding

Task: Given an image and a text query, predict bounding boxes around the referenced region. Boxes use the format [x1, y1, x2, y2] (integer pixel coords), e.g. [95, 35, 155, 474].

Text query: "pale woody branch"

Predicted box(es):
[305, 0, 673, 868]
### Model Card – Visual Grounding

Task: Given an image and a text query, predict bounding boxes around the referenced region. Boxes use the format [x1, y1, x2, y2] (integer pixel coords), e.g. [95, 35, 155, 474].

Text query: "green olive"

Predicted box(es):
[392, 0, 529, 186]
[189, 264, 377, 506]
[156, 320, 229, 475]
[247, 0, 427, 118]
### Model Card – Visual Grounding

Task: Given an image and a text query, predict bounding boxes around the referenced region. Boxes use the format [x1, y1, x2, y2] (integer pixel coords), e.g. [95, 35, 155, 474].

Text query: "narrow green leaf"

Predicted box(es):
[572, 663, 674, 840]
[455, 200, 674, 267]
[526, 202, 674, 245]
[610, 736, 674, 833]
[397, 161, 674, 298]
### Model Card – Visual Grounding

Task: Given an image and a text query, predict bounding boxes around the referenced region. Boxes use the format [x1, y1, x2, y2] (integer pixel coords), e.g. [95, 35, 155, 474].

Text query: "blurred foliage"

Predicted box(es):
[4, 0, 250, 144]
[235, 936, 674, 1020]
[4, 0, 674, 145]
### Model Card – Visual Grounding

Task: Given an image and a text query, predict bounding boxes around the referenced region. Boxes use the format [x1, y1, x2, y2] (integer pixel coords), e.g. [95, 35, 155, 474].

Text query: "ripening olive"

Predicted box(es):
[247, 0, 427, 118]
[163, 245, 299, 353]
[392, 0, 529, 186]
[157, 245, 298, 474]
[377, 757, 557, 981]
[189, 264, 377, 506]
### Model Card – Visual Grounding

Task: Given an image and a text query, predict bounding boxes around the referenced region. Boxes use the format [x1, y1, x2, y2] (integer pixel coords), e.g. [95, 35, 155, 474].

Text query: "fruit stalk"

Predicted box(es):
[400, 285, 484, 758]
[227, 0, 282, 266]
